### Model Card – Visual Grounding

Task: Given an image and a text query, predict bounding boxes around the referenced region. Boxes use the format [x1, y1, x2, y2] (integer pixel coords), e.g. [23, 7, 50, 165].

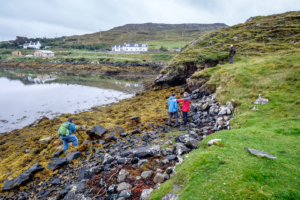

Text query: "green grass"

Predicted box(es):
[149, 51, 300, 199]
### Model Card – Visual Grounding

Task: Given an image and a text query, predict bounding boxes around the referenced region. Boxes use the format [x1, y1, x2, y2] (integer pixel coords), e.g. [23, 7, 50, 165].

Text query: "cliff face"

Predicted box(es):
[111, 22, 228, 31]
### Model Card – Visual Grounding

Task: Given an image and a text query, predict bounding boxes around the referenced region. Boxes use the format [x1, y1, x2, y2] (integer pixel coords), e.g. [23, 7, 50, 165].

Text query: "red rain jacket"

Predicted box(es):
[177, 99, 190, 112]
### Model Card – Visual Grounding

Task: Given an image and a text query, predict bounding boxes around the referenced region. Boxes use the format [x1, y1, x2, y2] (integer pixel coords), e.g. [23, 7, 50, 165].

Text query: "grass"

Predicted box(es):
[148, 51, 300, 199]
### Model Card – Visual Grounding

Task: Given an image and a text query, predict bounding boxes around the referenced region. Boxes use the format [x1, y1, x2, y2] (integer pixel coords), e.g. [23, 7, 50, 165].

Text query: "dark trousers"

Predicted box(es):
[182, 111, 188, 125]
[229, 56, 233, 64]
[168, 112, 178, 126]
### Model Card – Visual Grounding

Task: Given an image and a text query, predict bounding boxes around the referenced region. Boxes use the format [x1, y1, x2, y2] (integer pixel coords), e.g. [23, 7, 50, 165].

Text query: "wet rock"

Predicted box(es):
[138, 159, 148, 166]
[207, 139, 221, 146]
[51, 178, 61, 185]
[173, 143, 190, 155]
[117, 182, 132, 191]
[66, 151, 81, 162]
[162, 193, 178, 200]
[114, 126, 124, 134]
[86, 125, 107, 138]
[47, 158, 68, 170]
[253, 94, 269, 105]
[52, 150, 64, 158]
[140, 188, 153, 200]
[130, 129, 141, 134]
[153, 173, 164, 183]
[244, 147, 277, 159]
[119, 190, 132, 199]
[120, 145, 161, 158]
[141, 171, 153, 179]
[102, 154, 115, 165]
[107, 184, 115, 194]
[63, 186, 86, 200]
[165, 155, 177, 161]
[166, 167, 173, 174]
[39, 136, 52, 144]
[118, 169, 129, 183]
[120, 132, 128, 137]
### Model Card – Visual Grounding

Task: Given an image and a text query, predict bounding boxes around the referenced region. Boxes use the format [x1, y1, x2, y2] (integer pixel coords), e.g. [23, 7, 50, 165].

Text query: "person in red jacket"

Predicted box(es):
[174, 92, 191, 126]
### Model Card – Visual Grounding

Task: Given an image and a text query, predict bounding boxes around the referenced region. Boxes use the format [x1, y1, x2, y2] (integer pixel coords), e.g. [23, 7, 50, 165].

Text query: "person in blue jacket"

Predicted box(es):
[168, 93, 179, 127]
[60, 118, 78, 152]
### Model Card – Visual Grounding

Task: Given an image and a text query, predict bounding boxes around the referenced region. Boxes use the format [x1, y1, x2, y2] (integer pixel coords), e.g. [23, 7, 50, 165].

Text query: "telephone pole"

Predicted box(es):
[78, 38, 79, 44]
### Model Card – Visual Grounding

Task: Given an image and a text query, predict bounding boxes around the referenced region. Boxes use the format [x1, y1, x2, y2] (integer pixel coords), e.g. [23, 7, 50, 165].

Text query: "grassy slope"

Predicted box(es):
[150, 50, 300, 200]
[149, 11, 300, 200]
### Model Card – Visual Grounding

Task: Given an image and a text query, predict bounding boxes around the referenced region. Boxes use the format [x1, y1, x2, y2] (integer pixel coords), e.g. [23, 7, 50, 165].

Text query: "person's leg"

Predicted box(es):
[168, 112, 172, 126]
[60, 136, 69, 152]
[182, 111, 187, 125]
[230, 56, 233, 64]
[69, 134, 79, 146]
[174, 112, 179, 126]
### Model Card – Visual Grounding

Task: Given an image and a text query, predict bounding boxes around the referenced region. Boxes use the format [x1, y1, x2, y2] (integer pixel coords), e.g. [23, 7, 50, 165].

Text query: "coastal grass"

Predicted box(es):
[148, 51, 300, 199]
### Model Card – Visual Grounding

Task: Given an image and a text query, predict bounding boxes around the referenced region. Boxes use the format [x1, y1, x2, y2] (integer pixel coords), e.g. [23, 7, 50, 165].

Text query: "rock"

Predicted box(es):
[86, 125, 107, 138]
[165, 155, 177, 161]
[52, 150, 64, 158]
[141, 171, 153, 179]
[102, 153, 115, 165]
[117, 198, 125, 200]
[84, 166, 103, 179]
[28, 162, 44, 174]
[142, 134, 149, 141]
[119, 190, 132, 199]
[218, 105, 231, 115]
[226, 101, 234, 111]
[109, 132, 117, 141]
[25, 149, 31, 153]
[207, 139, 221, 146]
[173, 143, 190, 155]
[253, 94, 269, 105]
[51, 178, 61, 185]
[130, 129, 141, 134]
[129, 116, 139, 125]
[118, 169, 129, 183]
[252, 106, 258, 110]
[78, 166, 89, 180]
[120, 132, 128, 137]
[66, 151, 81, 162]
[39, 136, 52, 144]
[114, 126, 124, 134]
[244, 147, 277, 159]
[107, 184, 115, 194]
[47, 158, 68, 170]
[138, 159, 148, 166]
[175, 135, 198, 149]
[162, 159, 169, 164]
[63, 186, 86, 200]
[140, 188, 153, 200]
[256, 23, 261, 27]
[117, 182, 132, 191]
[161, 193, 178, 200]
[53, 140, 61, 146]
[120, 145, 161, 158]
[166, 167, 173, 174]
[132, 157, 140, 164]
[153, 173, 164, 183]
[164, 173, 170, 180]
[172, 184, 178, 191]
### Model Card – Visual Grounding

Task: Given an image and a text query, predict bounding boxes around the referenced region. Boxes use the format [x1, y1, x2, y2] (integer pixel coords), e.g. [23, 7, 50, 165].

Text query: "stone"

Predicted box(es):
[130, 129, 141, 134]
[25, 149, 31, 153]
[175, 135, 198, 149]
[63, 186, 86, 200]
[253, 94, 269, 105]
[118, 169, 129, 183]
[120, 145, 161, 158]
[162, 159, 169, 164]
[114, 126, 124, 134]
[135, 176, 141, 180]
[107, 184, 115, 194]
[53, 140, 61, 146]
[141, 171, 153, 179]
[28, 162, 45, 174]
[173, 143, 190, 155]
[164, 173, 170, 180]
[256, 23, 261, 27]
[84, 166, 103, 179]
[207, 139, 221, 146]
[86, 125, 107, 138]
[119, 190, 132, 199]
[161, 193, 178, 200]
[52, 150, 64, 158]
[78, 166, 89, 180]
[140, 188, 153, 200]
[244, 147, 277, 159]
[153, 173, 164, 183]
[165, 155, 177, 161]
[109, 132, 117, 141]
[117, 182, 132, 191]
[142, 134, 149, 141]
[166, 167, 173, 174]
[39, 136, 52, 144]
[47, 158, 68, 170]
[120, 132, 128, 137]
[102, 154, 115, 165]
[138, 159, 148, 166]
[218, 105, 231, 115]
[51, 178, 61, 185]
[252, 106, 258, 110]
[129, 116, 139, 125]
[66, 151, 81, 162]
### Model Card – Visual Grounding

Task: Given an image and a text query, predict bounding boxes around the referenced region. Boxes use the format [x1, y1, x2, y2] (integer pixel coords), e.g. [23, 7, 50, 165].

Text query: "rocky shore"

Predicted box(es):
[0, 86, 234, 200]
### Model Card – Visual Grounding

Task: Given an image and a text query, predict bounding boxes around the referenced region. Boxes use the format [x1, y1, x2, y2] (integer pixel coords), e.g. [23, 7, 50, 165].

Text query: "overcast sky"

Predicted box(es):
[0, 0, 298, 41]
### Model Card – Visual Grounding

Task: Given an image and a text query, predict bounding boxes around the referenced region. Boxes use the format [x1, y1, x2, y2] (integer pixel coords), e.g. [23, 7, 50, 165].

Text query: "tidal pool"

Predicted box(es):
[0, 71, 143, 133]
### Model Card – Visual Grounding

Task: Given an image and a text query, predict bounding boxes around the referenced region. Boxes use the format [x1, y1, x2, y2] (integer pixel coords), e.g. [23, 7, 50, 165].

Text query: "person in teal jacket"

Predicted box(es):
[60, 118, 78, 152]
[168, 94, 179, 127]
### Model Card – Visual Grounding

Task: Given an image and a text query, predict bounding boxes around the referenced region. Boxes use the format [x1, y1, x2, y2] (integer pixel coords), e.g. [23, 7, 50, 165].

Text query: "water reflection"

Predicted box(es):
[28, 75, 57, 84]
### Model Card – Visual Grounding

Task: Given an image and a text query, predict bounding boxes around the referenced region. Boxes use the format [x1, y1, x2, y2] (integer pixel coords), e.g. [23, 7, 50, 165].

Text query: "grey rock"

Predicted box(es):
[63, 186, 86, 200]
[102, 153, 115, 165]
[162, 159, 169, 164]
[47, 158, 68, 170]
[165, 155, 177, 161]
[140, 188, 153, 200]
[153, 173, 164, 183]
[166, 167, 173, 174]
[161, 193, 178, 200]
[114, 126, 124, 134]
[117, 182, 132, 191]
[39, 136, 52, 144]
[253, 94, 269, 105]
[130, 129, 141, 134]
[218, 105, 231, 115]
[244, 147, 277, 159]
[256, 23, 261, 27]
[66, 151, 81, 162]
[118, 169, 129, 183]
[52, 150, 64, 158]
[120, 132, 128, 137]
[173, 143, 190, 155]
[86, 125, 107, 138]
[138, 159, 148, 166]
[51, 178, 61, 185]
[164, 173, 170, 180]
[107, 184, 115, 194]
[120, 145, 161, 158]
[141, 171, 153, 179]
[119, 190, 132, 199]
[172, 184, 178, 191]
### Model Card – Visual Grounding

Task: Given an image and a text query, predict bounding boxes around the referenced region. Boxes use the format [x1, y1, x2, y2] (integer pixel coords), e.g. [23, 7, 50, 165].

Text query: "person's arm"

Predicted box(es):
[70, 123, 76, 133]
[176, 99, 184, 102]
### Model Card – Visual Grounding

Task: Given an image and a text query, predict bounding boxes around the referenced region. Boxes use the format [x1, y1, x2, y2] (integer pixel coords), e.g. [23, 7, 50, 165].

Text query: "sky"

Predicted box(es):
[0, 0, 298, 41]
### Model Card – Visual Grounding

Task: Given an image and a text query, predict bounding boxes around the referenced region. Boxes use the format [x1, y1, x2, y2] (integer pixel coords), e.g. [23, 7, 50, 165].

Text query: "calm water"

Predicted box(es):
[0, 71, 143, 133]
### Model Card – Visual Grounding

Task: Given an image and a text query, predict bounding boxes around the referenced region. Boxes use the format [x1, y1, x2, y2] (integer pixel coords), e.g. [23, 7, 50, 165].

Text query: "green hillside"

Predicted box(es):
[150, 11, 300, 200]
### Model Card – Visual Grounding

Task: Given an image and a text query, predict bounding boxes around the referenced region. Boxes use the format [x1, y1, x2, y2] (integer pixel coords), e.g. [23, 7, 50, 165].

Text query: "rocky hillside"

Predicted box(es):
[111, 23, 228, 31]
[154, 11, 300, 87]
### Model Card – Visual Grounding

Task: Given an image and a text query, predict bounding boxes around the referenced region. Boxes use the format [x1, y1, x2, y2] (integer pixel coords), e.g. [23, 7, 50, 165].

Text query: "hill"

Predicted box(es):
[149, 11, 300, 199]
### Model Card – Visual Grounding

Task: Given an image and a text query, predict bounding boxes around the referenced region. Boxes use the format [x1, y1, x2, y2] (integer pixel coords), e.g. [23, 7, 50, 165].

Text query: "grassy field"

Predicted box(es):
[148, 47, 300, 199]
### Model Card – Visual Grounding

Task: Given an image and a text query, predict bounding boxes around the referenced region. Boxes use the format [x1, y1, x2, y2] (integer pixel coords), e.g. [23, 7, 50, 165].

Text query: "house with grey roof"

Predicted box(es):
[23, 41, 41, 49]
[112, 43, 148, 52]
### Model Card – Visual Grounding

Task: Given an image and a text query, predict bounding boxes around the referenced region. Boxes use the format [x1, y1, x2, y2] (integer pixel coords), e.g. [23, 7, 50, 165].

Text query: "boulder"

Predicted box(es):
[244, 147, 277, 159]
[175, 135, 198, 149]
[119, 190, 132, 199]
[47, 158, 68, 170]
[153, 173, 164, 184]
[207, 139, 221, 146]
[140, 188, 153, 200]
[173, 143, 190, 155]
[118, 169, 129, 183]
[114, 126, 124, 134]
[52, 150, 64, 158]
[120, 145, 161, 158]
[141, 171, 153, 179]
[162, 193, 178, 200]
[253, 94, 269, 105]
[130, 129, 141, 134]
[66, 151, 81, 162]
[86, 125, 107, 138]
[117, 182, 132, 191]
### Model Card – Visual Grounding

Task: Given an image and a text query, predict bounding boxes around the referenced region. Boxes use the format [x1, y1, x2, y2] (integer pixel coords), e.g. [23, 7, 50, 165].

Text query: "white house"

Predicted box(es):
[23, 41, 41, 49]
[112, 43, 148, 52]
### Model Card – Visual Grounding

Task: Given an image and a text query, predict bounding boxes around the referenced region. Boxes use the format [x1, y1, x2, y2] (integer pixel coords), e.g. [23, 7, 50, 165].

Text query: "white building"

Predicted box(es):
[112, 43, 148, 52]
[23, 41, 41, 49]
